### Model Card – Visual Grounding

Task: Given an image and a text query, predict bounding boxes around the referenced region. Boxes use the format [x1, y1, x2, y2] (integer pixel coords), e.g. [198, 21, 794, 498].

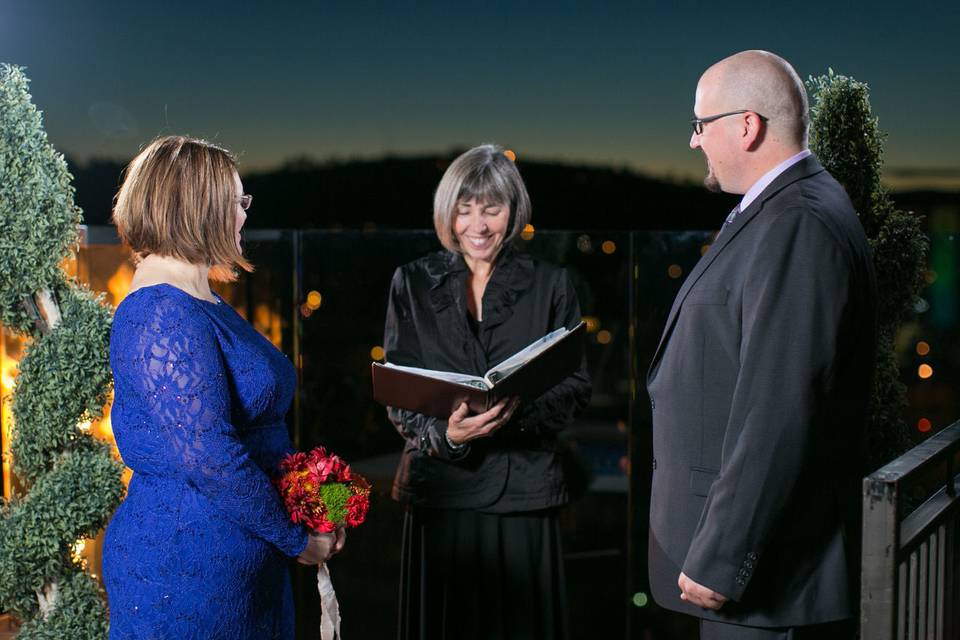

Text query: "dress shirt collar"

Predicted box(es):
[739, 149, 812, 212]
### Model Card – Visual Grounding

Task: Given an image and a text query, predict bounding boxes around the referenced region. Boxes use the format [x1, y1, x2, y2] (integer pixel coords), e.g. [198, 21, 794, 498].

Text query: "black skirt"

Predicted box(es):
[398, 506, 568, 640]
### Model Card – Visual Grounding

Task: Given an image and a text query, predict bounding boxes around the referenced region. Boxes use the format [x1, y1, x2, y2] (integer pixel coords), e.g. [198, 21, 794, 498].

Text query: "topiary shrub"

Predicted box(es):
[0, 63, 123, 639]
[808, 70, 929, 472]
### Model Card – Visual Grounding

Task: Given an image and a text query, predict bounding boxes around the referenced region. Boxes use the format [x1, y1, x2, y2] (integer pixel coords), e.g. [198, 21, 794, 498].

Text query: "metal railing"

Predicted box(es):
[862, 421, 960, 639]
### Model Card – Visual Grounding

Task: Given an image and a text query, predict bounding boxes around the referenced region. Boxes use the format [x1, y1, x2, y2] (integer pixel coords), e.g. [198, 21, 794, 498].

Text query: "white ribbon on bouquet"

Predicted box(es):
[317, 562, 341, 640]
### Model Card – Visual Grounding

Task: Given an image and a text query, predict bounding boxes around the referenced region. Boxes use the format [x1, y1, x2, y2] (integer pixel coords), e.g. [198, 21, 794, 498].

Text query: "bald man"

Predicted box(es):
[646, 51, 877, 639]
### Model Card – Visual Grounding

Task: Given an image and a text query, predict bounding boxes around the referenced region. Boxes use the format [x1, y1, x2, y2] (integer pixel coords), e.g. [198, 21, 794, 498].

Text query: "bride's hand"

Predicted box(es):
[331, 526, 347, 556]
[296, 531, 335, 565]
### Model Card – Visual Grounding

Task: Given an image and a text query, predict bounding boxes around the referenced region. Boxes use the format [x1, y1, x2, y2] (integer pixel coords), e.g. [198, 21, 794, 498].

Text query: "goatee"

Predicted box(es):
[703, 172, 722, 193]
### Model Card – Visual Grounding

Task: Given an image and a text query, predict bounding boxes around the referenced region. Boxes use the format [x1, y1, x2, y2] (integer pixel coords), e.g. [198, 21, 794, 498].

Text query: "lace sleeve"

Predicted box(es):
[127, 296, 308, 557]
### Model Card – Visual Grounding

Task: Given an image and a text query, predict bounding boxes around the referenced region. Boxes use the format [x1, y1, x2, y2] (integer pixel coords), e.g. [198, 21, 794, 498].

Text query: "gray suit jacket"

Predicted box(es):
[646, 155, 877, 627]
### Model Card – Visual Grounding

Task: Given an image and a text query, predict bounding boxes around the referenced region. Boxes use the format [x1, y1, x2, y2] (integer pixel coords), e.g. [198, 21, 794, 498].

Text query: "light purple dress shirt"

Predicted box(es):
[739, 149, 812, 212]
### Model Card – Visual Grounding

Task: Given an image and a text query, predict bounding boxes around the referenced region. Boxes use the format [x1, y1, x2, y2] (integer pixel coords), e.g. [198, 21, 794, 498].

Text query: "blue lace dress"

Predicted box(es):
[104, 284, 308, 640]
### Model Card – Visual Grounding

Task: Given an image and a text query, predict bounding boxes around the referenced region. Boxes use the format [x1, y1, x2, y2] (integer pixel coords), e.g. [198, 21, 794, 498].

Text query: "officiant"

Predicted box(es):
[382, 144, 591, 640]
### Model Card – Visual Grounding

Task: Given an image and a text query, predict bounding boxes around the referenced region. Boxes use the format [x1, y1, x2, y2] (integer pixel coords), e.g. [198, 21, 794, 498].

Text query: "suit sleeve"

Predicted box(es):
[514, 269, 591, 434]
[681, 209, 850, 601]
[383, 267, 469, 461]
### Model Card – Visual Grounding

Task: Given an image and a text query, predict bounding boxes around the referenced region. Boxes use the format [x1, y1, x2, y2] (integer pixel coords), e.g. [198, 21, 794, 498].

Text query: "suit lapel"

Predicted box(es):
[646, 155, 826, 382]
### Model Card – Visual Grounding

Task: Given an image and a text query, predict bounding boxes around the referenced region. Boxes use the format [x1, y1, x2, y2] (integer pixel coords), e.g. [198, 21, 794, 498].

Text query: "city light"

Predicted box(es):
[582, 316, 601, 333]
[520, 224, 535, 241]
[306, 291, 322, 310]
[370, 346, 385, 361]
[916, 341, 930, 356]
[601, 240, 616, 254]
[667, 264, 683, 279]
[597, 330, 612, 344]
[918, 364, 933, 379]
[917, 418, 932, 433]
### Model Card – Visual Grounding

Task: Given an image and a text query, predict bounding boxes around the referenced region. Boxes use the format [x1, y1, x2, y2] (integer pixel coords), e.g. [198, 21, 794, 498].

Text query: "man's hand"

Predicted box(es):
[678, 572, 729, 611]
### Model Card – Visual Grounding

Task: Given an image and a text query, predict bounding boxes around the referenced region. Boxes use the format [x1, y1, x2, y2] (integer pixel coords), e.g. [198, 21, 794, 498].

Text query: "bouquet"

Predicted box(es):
[275, 446, 371, 639]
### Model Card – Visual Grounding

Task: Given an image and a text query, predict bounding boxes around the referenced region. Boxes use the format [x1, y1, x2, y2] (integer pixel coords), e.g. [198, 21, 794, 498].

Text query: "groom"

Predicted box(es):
[646, 50, 877, 639]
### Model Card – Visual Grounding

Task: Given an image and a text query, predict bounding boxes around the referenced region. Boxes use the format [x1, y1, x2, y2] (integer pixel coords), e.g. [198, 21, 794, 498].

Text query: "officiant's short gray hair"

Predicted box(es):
[433, 144, 532, 254]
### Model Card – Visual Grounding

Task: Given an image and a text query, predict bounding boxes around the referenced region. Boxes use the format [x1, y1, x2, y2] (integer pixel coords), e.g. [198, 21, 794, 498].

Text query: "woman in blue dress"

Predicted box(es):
[103, 136, 340, 639]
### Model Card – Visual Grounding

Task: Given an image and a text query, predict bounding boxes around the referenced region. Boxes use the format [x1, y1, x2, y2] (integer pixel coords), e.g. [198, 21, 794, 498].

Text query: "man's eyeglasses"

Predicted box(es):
[238, 194, 253, 210]
[691, 110, 768, 135]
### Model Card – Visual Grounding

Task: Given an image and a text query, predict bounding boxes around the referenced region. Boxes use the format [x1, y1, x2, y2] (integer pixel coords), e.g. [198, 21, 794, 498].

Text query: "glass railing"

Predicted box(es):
[1, 225, 952, 639]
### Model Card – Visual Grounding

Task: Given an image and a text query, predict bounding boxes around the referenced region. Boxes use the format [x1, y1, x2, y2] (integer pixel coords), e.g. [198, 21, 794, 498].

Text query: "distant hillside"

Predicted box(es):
[68, 155, 957, 231]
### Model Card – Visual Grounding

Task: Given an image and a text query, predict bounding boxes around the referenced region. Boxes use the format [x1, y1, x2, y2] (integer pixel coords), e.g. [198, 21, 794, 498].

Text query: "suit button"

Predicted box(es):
[650, 398, 656, 409]
[652, 458, 657, 470]
[747, 552, 758, 561]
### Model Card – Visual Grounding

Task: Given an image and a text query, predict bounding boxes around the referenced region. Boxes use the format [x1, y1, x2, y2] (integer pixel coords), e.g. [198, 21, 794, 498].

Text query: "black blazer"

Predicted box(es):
[383, 246, 591, 511]
[646, 155, 877, 627]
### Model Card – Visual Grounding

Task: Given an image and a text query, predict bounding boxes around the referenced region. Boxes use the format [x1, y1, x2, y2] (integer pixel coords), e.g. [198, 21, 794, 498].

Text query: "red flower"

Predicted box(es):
[274, 446, 371, 534]
[344, 494, 370, 528]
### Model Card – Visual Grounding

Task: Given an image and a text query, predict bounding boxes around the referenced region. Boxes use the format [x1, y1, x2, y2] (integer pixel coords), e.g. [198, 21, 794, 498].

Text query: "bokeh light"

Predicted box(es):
[577, 235, 593, 253]
[918, 364, 933, 379]
[582, 316, 600, 333]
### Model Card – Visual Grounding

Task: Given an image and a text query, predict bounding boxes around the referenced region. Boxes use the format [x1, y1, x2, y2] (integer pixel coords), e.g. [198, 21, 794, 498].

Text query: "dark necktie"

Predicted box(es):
[718, 204, 741, 238]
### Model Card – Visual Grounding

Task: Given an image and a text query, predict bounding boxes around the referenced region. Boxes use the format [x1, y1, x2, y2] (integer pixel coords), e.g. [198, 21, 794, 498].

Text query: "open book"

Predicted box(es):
[372, 321, 585, 419]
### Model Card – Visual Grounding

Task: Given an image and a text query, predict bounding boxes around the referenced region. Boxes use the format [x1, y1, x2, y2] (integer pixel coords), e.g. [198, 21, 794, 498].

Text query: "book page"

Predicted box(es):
[484, 327, 569, 385]
[381, 362, 491, 390]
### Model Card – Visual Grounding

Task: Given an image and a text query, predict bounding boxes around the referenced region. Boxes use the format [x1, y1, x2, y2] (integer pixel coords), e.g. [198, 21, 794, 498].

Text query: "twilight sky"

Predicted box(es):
[2, 0, 958, 189]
